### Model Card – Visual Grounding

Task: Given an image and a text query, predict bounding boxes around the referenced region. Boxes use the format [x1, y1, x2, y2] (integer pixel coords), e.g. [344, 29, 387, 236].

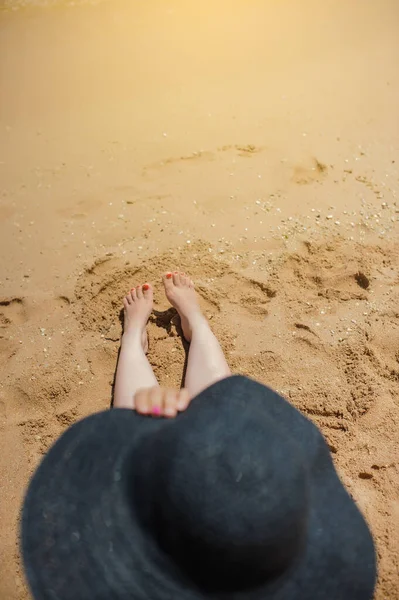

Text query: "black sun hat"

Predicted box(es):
[22, 376, 376, 600]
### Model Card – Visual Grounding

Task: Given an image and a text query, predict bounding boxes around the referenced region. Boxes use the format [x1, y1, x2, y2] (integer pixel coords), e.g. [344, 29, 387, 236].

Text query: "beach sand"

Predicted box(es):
[0, 0, 398, 597]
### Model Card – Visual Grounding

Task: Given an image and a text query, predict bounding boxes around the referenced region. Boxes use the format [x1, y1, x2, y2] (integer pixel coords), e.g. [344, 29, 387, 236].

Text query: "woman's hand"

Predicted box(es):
[134, 386, 191, 418]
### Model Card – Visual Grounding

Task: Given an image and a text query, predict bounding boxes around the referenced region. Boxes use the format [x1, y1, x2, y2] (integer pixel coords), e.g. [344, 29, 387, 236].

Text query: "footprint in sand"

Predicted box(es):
[0, 298, 26, 328]
[0, 337, 18, 369]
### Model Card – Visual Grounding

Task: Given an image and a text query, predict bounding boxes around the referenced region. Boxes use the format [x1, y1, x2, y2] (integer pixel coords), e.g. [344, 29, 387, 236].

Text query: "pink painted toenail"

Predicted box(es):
[143, 284, 150, 291]
[152, 406, 161, 416]
[166, 273, 172, 279]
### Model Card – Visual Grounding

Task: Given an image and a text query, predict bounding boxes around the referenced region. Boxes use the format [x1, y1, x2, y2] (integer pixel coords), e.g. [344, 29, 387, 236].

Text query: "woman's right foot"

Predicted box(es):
[163, 272, 205, 341]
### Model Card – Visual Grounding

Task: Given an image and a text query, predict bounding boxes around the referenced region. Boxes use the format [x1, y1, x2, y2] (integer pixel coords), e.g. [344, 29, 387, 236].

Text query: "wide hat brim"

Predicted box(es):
[22, 376, 376, 600]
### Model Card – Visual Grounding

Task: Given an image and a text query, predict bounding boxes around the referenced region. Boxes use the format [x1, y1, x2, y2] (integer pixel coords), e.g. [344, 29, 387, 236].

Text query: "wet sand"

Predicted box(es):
[0, 1, 398, 597]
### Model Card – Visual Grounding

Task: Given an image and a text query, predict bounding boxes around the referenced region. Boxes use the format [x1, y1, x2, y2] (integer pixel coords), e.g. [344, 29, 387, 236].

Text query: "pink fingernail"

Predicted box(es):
[152, 406, 161, 416]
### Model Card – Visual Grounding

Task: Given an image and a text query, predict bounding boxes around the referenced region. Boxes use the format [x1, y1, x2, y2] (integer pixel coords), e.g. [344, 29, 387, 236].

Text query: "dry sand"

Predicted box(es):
[0, 0, 398, 597]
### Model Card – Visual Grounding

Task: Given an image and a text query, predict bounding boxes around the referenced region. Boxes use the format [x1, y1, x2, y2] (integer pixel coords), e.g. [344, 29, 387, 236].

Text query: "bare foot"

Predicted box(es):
[122, 284, 153, 352]
[163, 272, 205, 341]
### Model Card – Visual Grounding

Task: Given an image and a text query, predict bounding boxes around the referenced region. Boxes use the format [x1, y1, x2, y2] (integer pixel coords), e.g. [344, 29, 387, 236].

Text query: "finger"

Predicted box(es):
[134, 388, 151, 415]
[163, 389, 178, 418]
[177, 388, 191, 412]
[148, 386, 163, 417]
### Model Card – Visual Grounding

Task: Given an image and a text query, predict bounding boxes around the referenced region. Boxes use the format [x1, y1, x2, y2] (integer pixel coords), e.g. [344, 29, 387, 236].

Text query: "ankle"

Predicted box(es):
[189, 314, 211, 336]
[122, 330, 142, 346]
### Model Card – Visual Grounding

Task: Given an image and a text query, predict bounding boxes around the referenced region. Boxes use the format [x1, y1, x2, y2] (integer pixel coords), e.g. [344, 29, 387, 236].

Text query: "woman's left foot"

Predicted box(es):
[122, 284, 153, 352]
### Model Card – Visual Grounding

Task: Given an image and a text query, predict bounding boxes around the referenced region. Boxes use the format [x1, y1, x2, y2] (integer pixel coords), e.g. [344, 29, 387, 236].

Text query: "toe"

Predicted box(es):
[123, 297, 130, 308]
[130, 288, 137, 301]
[163, 272, 174, 289]
[181, 273, 190, 286]
[189, 279, 195, 288]
[142, 283, 152, 299]
[173, 271, 181, 286]
[136, 285, 143, 299]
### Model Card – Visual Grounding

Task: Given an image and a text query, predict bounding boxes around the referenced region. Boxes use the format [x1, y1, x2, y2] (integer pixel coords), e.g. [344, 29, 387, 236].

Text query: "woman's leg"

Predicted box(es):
[113, 284, 159, 409]
[163, 272, 231, 399]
